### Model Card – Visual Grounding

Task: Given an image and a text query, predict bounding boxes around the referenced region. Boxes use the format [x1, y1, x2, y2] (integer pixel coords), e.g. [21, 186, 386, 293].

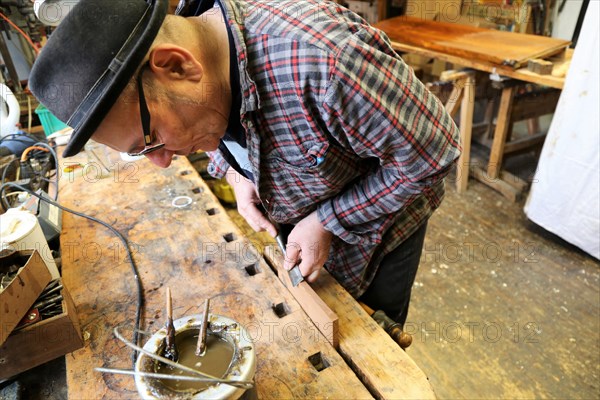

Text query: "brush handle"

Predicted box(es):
[166, 287, 172, 319]
[196, 298, 210, 355]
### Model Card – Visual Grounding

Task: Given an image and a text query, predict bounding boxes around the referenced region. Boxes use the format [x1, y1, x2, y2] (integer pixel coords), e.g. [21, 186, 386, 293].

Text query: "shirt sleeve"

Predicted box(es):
[206, 149, 231, 179]
[317, 27, 461, 245]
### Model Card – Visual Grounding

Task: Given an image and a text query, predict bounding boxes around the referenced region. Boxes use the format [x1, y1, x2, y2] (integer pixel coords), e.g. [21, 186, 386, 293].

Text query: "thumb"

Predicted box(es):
[262, 220, 277, 238]
[283, 241, 302, 271]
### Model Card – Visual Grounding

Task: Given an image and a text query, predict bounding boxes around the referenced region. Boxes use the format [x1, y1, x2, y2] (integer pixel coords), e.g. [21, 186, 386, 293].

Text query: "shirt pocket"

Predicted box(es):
[263, 142, 363, 222]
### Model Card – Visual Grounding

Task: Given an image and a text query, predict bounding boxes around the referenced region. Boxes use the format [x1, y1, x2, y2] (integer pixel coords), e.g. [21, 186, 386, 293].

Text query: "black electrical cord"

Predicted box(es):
[558, 0, 567, 13]
[31, 142, 59, 200]
[1, 157, 23, 208]
[0, 182, 144, 367]
[0, 132, 40, 145]
[1, 142, 59, 205]
[571, 0, 589, 48]
[1, 156, 20, 186]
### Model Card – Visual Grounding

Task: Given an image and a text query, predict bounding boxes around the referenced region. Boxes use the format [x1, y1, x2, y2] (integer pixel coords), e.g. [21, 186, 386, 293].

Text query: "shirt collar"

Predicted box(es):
[222, 0, 260, 113]
[176, 0, 261, 113]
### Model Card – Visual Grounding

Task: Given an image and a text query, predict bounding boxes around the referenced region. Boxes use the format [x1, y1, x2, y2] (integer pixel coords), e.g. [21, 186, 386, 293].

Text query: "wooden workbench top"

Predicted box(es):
[58, 144, 435, 399]
[375, 16, 571, 89]
[375, 16, 569, 68]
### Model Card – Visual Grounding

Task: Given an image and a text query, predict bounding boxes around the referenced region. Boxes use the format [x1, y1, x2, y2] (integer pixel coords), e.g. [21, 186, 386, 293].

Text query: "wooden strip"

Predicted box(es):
[548, 47, 567, 61]
[263, 246, 339, 348]
[527, 118, 541, 135]
[510, 90, 560, 122]
[503, 132, 547, 155]
[457, 74, 475, 193]
[499, 170, 529, 193]
[376, 0, 387, 22]
[264, 247, 436, 400]
[488, 86, 516, 179]
[444, 84, 463, 118]
[440, 69, 471, 82]
[551, 60, 571, 78]
[506, 43, 566, 68]
[472, 154, 529, 193]
[471, 165, 522, 202]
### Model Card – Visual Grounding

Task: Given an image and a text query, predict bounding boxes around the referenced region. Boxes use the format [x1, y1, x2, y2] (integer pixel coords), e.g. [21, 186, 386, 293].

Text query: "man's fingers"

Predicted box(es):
[298, 255, 321, 282]
[240, 203, 275, 233]
[305, 268, 321, 283]
[281, 210, 332, 283]
[264, 224, 277, 238]
[283, 242, 301, 271]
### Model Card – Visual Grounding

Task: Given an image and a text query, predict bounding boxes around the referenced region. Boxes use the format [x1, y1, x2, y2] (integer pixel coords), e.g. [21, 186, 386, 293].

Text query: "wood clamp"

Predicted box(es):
[360, 302, 413, 350]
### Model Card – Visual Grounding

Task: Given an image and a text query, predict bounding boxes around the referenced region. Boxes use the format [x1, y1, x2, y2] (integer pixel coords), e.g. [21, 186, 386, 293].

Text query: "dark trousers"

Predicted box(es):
[359, 221, 428, 327]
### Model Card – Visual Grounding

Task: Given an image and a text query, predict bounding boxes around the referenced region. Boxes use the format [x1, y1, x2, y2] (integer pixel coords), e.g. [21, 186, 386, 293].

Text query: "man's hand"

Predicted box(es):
[225, 167, 276, 237]
[285, 211, 333, 283]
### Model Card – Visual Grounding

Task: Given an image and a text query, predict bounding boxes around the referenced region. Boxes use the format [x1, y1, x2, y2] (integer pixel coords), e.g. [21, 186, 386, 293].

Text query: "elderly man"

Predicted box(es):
[30, 0, 460, 326]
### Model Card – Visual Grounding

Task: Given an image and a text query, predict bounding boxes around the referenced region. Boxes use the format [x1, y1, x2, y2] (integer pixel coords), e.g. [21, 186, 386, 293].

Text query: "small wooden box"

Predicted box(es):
[527, 59, 554, 75]
[0, 282, 84, 379]
[0, 250, 53, 344]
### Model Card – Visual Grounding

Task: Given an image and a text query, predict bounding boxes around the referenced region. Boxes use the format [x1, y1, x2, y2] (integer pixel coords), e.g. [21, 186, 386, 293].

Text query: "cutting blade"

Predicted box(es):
[288, 265, 304, 287]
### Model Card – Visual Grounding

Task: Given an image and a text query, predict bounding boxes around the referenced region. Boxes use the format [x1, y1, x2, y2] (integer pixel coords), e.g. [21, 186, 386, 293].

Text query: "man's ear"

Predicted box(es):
[147, 44, 203, 82]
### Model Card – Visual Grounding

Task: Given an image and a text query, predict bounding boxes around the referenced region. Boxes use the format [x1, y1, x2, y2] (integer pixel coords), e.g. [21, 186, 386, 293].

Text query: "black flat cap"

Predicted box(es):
[29, 0, 168, 157]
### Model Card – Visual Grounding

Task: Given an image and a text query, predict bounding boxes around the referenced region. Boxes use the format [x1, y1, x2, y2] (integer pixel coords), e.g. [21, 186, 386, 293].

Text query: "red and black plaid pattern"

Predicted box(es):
[207, 0, 461, 297]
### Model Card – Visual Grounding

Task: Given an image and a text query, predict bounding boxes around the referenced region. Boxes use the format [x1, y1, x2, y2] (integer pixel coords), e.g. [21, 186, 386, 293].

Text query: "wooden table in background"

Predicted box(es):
[374, 16, 571, 199]
[58, 144, 435, 399]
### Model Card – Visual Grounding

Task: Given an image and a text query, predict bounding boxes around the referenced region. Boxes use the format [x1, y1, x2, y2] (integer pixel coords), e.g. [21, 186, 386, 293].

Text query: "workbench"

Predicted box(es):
[58, 143, 435, 399]
[374, 16, 571, 200]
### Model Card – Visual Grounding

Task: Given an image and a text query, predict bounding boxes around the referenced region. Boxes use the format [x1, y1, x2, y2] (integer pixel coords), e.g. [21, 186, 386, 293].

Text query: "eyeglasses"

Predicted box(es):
[126, 64, 165, 157]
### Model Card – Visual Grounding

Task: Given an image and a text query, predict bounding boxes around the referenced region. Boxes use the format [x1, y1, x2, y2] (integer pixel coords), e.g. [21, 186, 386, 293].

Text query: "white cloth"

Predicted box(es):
[525, 1, 600, 259]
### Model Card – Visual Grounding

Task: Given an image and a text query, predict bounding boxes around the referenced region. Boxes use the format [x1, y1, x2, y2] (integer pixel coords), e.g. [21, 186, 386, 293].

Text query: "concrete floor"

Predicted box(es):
[407, 177, 599, 399]
[2, 160, 598, 399]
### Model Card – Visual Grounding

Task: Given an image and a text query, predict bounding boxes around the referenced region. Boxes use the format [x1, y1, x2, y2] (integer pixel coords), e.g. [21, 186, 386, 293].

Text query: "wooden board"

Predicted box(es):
[58, 146, 372, 399]
[265, 247, 436, 400]
[264, 246, 339, 348]
[375, 16, 570, 69]
[385, 41, 571, 89]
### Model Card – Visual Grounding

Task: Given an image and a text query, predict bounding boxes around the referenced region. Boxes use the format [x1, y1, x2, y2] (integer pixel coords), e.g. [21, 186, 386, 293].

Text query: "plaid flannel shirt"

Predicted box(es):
[206, 0, 461, 297]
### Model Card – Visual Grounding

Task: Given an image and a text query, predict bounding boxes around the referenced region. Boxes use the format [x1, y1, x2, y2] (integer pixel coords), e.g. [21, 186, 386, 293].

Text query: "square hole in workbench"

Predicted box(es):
[206, 208, 219, 216]
[223, 233, 236, 242]
[244, 263, 261, 276]
[192, 187, 203, 194]
[308, 352, 330, 372]
[272, 302, 289, 318]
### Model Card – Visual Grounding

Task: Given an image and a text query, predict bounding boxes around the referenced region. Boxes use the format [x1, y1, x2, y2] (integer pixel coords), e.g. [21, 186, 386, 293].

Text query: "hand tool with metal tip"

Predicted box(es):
[275, 233, 304, 287]
[163, 287, 179, 362]
[195, 298, 210, 356]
